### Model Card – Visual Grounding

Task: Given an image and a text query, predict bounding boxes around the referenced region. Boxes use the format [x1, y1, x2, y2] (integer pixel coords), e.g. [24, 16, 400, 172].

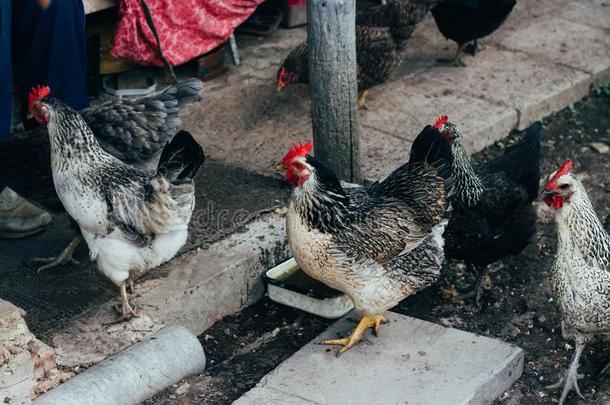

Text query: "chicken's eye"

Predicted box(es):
[292, 161, 304, 171]
[559, 184, 570, 190]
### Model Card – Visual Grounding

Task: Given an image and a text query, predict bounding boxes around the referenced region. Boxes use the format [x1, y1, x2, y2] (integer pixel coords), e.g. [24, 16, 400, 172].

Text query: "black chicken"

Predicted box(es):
[3, 79, 203, 271]
[277, 0, 439, 108]
[431, 0, 516, 66]
[436, 116, 541, 307]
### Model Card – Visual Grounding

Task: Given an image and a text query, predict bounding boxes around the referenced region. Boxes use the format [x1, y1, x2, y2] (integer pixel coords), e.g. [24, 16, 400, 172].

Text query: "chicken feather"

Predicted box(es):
[30, 95, 205, 317]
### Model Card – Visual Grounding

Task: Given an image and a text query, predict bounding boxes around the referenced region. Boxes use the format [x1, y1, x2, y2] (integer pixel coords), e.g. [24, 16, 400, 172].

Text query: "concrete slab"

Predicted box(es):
[0, 154, 288, 336]
[182, 28, 311, 177]
[558, 1, 610, 30]
[234, 312, 524, 405]
[359, 76, 518, 155]
[181, 1, 609, 181]
[48, 213, 289, 368]
[492, 15, 610, 87]
[487, 0, 571, 37]
[426, 47, 592, 129]
[361, 129, 414, 180]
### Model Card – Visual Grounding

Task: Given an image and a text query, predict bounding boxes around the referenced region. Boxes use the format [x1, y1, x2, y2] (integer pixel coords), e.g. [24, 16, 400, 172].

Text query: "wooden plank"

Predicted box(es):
[307, 0, 361, 183]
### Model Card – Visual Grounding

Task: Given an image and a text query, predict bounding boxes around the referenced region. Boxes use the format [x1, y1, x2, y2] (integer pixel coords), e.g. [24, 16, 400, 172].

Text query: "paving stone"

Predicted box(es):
[360, 75, 518, 153]
[492, 15, 610, 87]
[487, 0, 571, 37]
[235, 312, 524, 405]
[361, 128, 414, 180]
[559, 0, 610, 30]
[426, 47, 591, 129]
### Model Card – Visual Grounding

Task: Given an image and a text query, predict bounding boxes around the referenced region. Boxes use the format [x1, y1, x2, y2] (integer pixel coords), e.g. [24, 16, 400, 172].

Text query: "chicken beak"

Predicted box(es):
[539, 189, 553, 200]
[275, 162, 287, 171]
[26, 111, 33, 120]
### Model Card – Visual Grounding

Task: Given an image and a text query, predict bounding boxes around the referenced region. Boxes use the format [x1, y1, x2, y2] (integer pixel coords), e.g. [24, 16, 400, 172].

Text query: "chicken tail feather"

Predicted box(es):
[157, 130, 206, 182]
[408, 125, 454, 182]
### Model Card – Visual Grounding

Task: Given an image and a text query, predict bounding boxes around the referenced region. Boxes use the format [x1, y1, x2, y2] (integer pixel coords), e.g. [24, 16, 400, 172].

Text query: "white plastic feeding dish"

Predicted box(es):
[264, 258, 354, 319]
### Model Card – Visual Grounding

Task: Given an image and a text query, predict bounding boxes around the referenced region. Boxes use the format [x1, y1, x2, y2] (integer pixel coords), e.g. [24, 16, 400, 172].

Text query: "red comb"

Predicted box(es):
[283, 142, 312, 165]
[545, 160, 573, 191]
[28, 85, 51, 109]
[433, 115, 448, 129]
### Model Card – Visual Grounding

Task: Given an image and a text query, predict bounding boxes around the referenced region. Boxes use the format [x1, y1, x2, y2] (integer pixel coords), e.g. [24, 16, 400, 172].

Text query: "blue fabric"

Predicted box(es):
[12, 0, 88, 127]
[0, 0, 11, 139]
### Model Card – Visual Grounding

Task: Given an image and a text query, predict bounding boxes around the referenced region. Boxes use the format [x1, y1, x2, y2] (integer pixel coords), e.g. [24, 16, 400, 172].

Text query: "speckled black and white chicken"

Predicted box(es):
[541, 160, 610, 405]
[434, 116, 541, 307]
[28, 86, 205, 318]
[276, 0, 440, 108]
[279, 126, 453, 354]
[27, 79, 203, 271]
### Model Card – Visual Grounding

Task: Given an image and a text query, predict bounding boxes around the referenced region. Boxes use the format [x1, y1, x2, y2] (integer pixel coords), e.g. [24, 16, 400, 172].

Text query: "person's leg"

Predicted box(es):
[13, 0, 88, 126]
[0, 0, 11, 139]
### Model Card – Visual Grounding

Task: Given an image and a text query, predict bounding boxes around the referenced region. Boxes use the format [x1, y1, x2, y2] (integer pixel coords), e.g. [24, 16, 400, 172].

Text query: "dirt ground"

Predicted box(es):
[146, 89, 610, 405]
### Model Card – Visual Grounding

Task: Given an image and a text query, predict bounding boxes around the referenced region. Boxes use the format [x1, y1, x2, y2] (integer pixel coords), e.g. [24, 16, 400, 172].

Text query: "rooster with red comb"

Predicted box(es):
[28, 85, 206, 319]
[23, 79, 203, 272]
[541, 161, 610, 405]
[279, 124, 454, 354]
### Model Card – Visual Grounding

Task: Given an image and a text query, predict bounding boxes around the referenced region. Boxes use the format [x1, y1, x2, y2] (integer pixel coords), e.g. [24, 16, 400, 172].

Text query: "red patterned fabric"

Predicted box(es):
[112, 0, 265, 66]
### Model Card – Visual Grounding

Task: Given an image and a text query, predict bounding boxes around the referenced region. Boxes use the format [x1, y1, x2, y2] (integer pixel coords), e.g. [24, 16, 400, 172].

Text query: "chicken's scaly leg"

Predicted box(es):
[128, 273, 135, 294]
[318, 314, 387, 356]
[463, 39, 484, 56]
[33, 234, 82, 273]
[118, 282, 139, 320]
[357, 90, 370, 110]
[460, 263, 487, 308]
[546, 336, 588, 405]
[436, 44, 467, 67]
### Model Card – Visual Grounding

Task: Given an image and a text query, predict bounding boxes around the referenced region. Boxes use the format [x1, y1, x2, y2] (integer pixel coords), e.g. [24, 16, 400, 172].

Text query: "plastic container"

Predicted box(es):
[264, 258, 354, 319]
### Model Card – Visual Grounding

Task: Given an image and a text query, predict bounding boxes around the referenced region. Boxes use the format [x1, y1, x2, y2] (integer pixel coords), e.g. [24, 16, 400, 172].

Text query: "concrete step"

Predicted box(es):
[182, 0, 609, 180]
[234, 311, 524, 405]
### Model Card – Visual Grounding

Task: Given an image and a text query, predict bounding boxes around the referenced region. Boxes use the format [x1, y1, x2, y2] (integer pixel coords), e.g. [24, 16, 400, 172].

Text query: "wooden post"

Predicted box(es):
[307, 0, 361, 183]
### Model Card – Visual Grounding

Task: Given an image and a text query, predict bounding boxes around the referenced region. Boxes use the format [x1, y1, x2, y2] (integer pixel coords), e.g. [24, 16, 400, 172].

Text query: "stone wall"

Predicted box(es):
[0, 300, 70, 404]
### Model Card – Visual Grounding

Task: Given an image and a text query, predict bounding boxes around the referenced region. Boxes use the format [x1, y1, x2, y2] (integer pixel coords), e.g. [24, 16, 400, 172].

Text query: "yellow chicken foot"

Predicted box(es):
[33, 235, 82, 273]
[319, 315, 387, 356]
[357, 90, 370, 109]
[118, 282, 139, 320]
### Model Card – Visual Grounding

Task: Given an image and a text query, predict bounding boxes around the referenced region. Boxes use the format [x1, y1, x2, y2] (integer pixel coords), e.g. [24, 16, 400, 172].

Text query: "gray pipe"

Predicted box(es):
[35, 325, 205, 405]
